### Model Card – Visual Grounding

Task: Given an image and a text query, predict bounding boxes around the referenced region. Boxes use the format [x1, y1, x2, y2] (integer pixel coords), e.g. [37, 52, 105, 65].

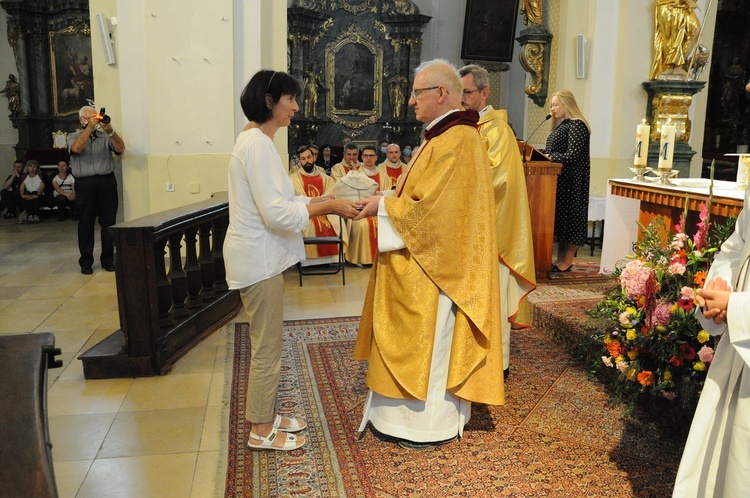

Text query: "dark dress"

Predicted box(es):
[543, 118, 590, 247]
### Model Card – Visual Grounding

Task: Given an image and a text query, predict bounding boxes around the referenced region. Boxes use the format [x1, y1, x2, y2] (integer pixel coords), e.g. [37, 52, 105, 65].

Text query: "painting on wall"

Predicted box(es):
[461, 0, 521, 63]
[325, 24, 383, 128]
[50, 25, 94, 117]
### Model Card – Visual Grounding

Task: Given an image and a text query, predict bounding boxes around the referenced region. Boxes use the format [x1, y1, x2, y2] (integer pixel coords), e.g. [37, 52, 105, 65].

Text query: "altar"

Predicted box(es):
[599, 178, 745, 274]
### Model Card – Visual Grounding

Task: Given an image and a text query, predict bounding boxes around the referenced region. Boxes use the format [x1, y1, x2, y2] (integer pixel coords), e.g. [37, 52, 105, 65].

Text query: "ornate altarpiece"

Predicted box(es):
[288, 0, 430, 150]
[1, 0, 90, 161]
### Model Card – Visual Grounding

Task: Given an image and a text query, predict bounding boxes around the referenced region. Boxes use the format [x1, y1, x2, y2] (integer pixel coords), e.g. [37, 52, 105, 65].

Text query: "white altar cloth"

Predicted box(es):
[599, 178, 743, 274]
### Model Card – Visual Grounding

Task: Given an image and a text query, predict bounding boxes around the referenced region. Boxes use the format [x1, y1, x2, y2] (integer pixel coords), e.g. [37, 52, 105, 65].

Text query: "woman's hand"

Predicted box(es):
[330, 198, 360, 219]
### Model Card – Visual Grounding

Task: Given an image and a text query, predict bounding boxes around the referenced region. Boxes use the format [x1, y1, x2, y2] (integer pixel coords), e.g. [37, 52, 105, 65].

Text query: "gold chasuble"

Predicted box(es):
[480, 107, 536, 327]
[354, 112, 504, 405]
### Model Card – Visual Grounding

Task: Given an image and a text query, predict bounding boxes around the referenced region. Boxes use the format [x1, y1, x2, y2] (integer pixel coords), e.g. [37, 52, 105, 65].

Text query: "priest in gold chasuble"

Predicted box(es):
[353, 60, 503, 447]
[460, 64, 537, 379]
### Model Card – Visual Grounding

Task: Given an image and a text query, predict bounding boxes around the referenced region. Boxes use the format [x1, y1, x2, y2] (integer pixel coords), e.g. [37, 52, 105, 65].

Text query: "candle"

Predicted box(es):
[634, 119, 650, 167]
[658, 120, 676, 171]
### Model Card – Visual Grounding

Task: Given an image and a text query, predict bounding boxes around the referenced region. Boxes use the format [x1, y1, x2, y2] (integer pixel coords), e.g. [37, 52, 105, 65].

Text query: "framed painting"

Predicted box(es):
[325, 24, 383, 128]
[50, 25, 94, 117]
[460, 0, 521, 63]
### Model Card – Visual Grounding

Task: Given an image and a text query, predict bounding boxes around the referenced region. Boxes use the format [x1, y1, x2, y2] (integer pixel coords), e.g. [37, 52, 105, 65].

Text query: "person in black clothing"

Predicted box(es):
[542, 90, 591, 273]
[1, 160, 25, 218]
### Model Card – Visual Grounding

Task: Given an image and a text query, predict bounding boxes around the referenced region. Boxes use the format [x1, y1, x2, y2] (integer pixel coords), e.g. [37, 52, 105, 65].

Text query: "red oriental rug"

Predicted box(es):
[224, 315, 683, 497]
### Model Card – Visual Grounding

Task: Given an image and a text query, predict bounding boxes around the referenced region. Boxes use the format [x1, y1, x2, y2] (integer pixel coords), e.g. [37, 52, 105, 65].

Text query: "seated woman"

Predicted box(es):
[19, 160, 45, 224]
[51, 160, 76, 221]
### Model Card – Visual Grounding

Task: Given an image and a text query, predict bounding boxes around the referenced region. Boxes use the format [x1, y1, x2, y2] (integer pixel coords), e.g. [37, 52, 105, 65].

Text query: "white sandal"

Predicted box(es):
[247, 426, 305, 451]
[273, 414, 307, 433]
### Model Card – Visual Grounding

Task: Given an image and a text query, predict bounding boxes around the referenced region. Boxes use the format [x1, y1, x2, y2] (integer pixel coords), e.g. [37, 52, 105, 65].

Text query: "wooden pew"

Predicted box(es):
[0, 333, 62, 497]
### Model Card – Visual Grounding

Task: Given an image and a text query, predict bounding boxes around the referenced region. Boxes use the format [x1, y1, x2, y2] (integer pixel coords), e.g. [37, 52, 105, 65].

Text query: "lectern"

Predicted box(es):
[519, 141, 562, 280]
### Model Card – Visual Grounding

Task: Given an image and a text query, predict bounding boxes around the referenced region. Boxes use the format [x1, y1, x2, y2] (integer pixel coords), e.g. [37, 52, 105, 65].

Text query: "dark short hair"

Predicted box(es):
[362, 145, 377, 154]
[298, 147, 313, 158]
[344, 142, 359, 152]
[240, 69, 301, 123]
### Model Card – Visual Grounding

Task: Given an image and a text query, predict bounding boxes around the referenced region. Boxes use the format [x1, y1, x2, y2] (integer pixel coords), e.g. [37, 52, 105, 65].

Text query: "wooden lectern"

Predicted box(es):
[518, 141, 562, 280]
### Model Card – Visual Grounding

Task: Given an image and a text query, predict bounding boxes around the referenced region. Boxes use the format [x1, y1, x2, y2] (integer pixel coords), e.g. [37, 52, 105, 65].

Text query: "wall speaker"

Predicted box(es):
[576, 34, 587, 79]
[96, 13, 116, 65]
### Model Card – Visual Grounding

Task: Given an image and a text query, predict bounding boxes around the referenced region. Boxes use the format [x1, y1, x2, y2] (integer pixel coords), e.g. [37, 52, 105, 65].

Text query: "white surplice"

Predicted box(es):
[673, 190, 750, 498]
[358, 194, 471, 442]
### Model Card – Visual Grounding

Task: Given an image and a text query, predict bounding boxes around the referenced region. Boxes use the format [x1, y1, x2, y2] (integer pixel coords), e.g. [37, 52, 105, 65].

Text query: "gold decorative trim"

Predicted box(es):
[332, 0, 378, 15]
[519, 42, 544, 96]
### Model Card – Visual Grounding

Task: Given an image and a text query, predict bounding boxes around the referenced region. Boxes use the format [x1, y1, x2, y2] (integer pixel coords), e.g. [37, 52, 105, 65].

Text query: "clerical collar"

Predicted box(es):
[386, 160, 401, 167]
[423, 109, 479, 140]
[479, 105, 491, 118]
[425, 108, 459, 131]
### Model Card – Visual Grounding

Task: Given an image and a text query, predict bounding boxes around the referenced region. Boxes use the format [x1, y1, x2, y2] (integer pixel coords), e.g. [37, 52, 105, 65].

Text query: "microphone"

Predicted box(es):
[522, 114, 552, 163]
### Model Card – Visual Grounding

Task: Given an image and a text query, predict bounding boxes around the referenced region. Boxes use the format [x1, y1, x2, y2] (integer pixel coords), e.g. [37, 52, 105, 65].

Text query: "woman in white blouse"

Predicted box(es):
[223, 70, 359, 452]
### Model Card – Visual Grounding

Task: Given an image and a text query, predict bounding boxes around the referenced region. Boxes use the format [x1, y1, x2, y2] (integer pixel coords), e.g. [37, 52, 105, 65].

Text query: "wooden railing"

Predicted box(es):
[80, 193, 241, 379]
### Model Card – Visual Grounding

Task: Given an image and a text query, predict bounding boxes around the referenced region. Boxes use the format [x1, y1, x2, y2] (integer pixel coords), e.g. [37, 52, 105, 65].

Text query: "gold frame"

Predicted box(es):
[52, 130, 68, 148]
[50, 23, 93, 117]
[325, 24, 383, 129]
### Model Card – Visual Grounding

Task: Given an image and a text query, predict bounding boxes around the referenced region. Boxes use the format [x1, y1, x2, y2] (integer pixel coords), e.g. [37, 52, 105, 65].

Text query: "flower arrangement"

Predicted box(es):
[584, 187, 736, 415]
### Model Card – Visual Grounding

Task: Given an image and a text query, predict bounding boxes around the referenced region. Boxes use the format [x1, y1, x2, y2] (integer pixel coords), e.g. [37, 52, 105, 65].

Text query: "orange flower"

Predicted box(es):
[637, 370, 655, 386]
[607, 341, 622, 358]
[669, 355, 684, 367]
[694, 271, 707, 287]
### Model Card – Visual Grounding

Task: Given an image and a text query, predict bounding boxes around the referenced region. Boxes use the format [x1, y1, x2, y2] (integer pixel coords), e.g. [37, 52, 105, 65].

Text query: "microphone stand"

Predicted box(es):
[522, 114, 552, 164]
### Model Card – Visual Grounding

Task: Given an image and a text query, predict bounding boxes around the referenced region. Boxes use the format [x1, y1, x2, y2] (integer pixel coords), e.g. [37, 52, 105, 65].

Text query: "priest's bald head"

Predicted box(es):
[409, 59, 463, 123]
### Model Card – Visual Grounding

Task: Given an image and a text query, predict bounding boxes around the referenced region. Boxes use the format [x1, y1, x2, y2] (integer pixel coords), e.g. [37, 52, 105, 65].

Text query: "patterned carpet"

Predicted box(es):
[224, 302, 686, 497]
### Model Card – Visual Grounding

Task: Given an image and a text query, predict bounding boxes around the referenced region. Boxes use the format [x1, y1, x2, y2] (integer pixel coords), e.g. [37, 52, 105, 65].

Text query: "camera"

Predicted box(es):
[97, 107, 111, 125]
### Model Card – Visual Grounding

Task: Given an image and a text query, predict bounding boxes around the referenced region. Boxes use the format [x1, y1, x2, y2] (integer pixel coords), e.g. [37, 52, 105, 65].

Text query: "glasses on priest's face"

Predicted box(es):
[410, 86, 440, 99]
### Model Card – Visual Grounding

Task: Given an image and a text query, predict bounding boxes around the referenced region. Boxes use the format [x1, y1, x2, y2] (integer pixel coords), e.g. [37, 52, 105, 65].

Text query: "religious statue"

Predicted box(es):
[650, 0, 701, 80]
[520, 0, 544, 26]
[387, 75, 407, 120]
[0, 74, 21, 117]
[721, 57, 745, 132]
[303, 68, 327, 119]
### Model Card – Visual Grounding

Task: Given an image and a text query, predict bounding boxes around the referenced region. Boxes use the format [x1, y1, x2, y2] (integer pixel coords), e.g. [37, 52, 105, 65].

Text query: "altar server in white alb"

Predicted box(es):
[673, 189, 750, 498]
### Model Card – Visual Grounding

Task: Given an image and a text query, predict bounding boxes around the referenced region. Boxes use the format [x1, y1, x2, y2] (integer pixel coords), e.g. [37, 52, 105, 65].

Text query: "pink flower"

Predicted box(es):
[661, 391, 677, 400]
[620, 260, 652, 299]
[616, 360, 628, 372]
[619, 312, 631, 325]
[698, 346, 714, 364]
[669, 262, 686, 275]
[651, 301, 673, 326]
[671, 232, 688, 250]
[693, 203, 711, 251]
[602, 356, 614, 368]
[680, 287, 695, 300]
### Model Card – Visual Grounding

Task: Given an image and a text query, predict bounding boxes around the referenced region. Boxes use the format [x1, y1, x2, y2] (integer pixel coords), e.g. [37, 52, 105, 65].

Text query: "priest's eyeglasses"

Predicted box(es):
[410, 86, 440, 99]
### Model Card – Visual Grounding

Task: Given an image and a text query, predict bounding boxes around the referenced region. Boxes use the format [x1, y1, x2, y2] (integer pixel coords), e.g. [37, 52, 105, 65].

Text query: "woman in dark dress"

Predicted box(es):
[543, 90, 591, 273]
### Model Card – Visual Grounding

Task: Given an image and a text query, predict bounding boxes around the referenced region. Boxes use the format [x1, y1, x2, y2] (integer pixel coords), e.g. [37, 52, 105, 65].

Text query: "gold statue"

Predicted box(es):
[387, 75, 407, 120]
[650, 0, 700, 80]
[303, 68, 327, 119]
[520, 0, 544, 26]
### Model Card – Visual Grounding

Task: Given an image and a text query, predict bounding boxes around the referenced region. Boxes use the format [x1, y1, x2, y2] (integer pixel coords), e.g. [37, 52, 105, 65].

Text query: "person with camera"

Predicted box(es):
[67, 105, 125, 274]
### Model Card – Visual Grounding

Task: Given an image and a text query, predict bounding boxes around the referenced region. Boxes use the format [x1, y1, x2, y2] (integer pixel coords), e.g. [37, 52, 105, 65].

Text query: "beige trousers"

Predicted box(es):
[238, 273, 284, 423]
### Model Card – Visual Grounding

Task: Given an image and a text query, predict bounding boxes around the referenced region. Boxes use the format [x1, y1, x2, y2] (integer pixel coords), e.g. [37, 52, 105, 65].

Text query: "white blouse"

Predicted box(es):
[223, 128, 310, 289]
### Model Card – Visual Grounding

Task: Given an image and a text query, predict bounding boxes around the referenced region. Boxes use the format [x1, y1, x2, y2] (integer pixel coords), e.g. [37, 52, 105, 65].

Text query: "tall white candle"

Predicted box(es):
[634, 119, 650, 167]
[658, 120, 676, 171]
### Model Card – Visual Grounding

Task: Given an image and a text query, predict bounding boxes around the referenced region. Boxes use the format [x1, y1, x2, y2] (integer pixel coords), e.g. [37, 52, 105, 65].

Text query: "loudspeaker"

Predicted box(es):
[96, 13, 116, 65]
[576, 34, 587, 79]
